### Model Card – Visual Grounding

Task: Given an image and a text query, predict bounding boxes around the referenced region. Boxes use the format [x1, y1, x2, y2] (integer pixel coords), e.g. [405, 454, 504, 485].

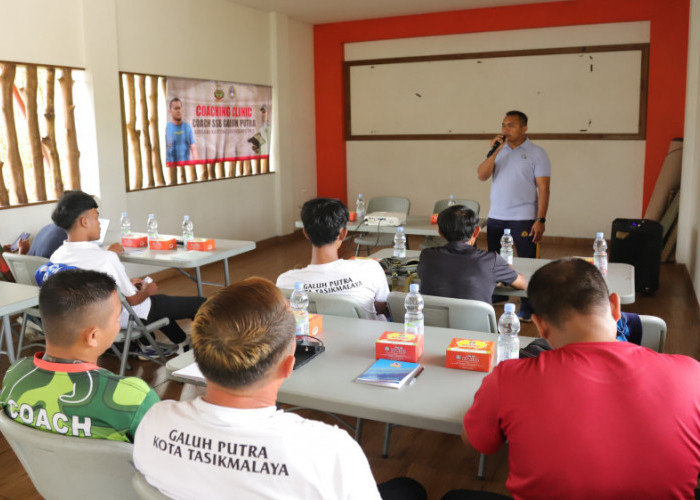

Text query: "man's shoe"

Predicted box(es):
[137, 342, 177, 360]
[517, 310, 533, 323]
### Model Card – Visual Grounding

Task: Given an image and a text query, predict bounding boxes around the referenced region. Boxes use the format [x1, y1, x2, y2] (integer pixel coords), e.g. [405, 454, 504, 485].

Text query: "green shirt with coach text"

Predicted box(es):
[0, 352, 159, 442]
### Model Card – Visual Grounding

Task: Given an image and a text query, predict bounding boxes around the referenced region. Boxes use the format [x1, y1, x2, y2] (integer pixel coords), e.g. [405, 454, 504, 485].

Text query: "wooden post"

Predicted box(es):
[161, 77, 177, 185]
[22, 66, 47, 201]
[148, 75, 165, 186]
[58, 68, 81, 190]
[0, 160, 9, 206]
[0, 63, 28, 204]
[124, 74, 142, 189]
[42, 68, 63, 198]
[138, 75, 154, 188]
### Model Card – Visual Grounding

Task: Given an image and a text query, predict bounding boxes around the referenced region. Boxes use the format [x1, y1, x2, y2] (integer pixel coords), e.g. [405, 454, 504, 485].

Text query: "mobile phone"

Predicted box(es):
[10, 232, 30, 252]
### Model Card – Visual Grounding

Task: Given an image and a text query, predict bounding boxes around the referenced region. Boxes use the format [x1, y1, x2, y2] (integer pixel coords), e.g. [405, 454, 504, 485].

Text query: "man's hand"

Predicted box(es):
[529, 220, 545, 244]
[142, 281, 158, 296]
[107, 243, 124, 254]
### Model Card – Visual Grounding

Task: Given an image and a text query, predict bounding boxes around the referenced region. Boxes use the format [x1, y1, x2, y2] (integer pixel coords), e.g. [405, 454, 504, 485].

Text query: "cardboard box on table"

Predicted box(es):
[376, 331, 424, 363]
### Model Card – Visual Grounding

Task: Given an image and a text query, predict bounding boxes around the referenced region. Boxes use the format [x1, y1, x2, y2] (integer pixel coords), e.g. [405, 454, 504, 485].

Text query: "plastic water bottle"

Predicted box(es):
[356, 194, 366, 221]
[120, 212, 131, 236]
[593, 232, 608, 276]
[290, 282, 309, 338]
[393, 226, 407, 258]
[497, 303, 521, 363]
[146, 213, 158, 241]
[182, 215, 194, 244]
[404, 283, 424, 337]
[447, 194, 457, 207]
[500, 229, 514, 265]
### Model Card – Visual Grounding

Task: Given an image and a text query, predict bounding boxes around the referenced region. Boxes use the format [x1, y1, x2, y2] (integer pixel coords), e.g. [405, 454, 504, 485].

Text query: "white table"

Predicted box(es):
[166, 315, 535, 436]
[0, 281, 40, 362]
[108, 234, 256, 296]
[370, 249, 636, 304]
[295, 215, 486, 238]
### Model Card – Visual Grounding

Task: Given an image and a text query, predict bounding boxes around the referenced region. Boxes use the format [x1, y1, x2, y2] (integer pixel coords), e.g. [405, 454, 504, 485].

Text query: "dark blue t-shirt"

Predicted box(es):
[28, 224, 67, 258]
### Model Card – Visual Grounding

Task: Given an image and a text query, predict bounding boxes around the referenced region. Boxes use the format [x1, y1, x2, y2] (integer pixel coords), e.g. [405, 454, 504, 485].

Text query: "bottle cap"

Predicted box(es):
[409, 283, 420, 293]
[358, 193, 363, 198]
[397, 226, 405, 232]
[184, 215, 190, 220]
[449, 194, 455, 198]
[121, 211, 127, 217]
[148, 213, 155, 218]
[504, 228, 511, 235]
[596, 232, 604, 239]
[504, 303, 516, 313]
[294, 282, 303, 291]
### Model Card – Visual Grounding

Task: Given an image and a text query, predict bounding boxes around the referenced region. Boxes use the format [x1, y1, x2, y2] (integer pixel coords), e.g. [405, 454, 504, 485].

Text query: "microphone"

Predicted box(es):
[486, 135, 505, 158]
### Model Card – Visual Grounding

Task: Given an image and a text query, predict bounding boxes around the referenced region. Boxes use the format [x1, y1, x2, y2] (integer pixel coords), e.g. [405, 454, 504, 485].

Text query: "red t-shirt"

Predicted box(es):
[464, 341, 700, 499]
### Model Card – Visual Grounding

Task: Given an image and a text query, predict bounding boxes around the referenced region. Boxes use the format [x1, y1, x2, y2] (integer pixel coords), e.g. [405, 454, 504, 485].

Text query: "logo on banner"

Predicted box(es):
[214, 85, 225, 101]
[229, 86, 236, 98]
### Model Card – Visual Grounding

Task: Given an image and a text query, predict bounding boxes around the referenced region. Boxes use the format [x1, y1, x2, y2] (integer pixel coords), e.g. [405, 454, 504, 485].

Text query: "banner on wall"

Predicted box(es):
[165, 77, 272, 167]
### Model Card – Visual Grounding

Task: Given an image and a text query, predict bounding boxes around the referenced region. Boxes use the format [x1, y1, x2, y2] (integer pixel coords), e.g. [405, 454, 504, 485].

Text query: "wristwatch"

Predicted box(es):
[537, 217, 546, 223]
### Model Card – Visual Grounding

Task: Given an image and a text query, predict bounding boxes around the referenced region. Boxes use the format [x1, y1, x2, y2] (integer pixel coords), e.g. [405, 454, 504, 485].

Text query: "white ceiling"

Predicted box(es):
[225, 0, 568, 25]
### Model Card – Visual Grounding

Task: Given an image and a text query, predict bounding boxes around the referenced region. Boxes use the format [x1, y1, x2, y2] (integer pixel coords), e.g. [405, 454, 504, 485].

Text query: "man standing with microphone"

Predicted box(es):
[477, 110, 551, 321]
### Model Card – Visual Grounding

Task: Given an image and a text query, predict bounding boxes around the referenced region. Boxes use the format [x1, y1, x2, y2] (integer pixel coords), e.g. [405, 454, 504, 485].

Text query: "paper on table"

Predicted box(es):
[172, 362, 206, 383]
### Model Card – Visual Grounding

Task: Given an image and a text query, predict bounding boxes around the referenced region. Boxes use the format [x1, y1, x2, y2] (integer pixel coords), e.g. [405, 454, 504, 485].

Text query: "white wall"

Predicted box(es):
[677, 0, 700, 304]
[0, 0, 316, 264]
[345, 22, 649, 238]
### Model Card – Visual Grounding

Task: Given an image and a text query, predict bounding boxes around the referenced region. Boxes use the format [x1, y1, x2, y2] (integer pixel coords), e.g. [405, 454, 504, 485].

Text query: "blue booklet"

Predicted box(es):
[355, 359, 421, 389]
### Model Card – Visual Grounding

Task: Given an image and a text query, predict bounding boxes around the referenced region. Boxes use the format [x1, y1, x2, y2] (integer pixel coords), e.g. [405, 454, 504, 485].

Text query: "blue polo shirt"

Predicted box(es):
[489, 138, 550, 221]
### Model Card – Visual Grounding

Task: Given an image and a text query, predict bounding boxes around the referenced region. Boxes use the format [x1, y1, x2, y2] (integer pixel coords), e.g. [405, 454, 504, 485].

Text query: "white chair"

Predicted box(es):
[2, 253, 49, 286]
[420, 198, 481, 249]
[279, 288, 366, 319]
[0, 411, 138, 500]
[133, 471, 171, 499]
[354, 196, 411, 256]
[387, 291, 497, 333]
[3, 254, 46, 358]
[638, 314, 667, 352]
[112, 292, 172, 376]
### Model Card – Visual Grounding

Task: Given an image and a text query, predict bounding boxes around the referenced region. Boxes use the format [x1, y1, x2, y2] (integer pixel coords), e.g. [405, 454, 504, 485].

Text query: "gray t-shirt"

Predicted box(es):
[489, 138, 551, 220]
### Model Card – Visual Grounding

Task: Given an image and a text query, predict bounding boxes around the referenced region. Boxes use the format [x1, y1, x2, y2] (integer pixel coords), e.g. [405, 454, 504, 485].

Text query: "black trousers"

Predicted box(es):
[142, 294, 206, 344]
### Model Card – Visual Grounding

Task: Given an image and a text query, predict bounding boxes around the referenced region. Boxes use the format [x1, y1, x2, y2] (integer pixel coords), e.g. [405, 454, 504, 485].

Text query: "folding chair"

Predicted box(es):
[0, 411, 138, 500]
[420, 199, 480, 249]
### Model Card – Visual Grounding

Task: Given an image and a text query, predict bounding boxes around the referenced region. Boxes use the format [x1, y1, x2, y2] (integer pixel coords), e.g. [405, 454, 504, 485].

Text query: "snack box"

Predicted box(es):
[376, 331, 424, 363]
[149, 237, 177, 251]
[446, 338, 495, 372]
[309, 314, 323, 337]
[186, 238, 216, 251]
[349, 211, 357, 222]
[430, 214, 439, 224]
[121, 233, 148, 248]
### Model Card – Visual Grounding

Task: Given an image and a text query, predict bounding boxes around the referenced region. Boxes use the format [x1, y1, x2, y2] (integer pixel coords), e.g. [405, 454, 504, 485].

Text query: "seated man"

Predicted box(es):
[417, 205, 526, 304]
[28, 222, 67, 258]
[134, 277, 425, 499]
[49, 190, 205, 350]
[460, 258, 700, 498]
[0, 269, 159, 441]
[276, 198, 389, 319]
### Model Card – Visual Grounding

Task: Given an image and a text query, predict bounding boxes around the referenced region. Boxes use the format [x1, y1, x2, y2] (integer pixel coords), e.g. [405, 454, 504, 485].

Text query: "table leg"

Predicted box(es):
[195, 267, 203, 297]
[224, 258, 230, 287]
[2, 315, 16, 363]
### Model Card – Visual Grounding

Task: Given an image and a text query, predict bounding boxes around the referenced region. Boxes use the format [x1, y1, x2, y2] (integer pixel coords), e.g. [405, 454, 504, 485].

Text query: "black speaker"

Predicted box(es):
[609, 218, 662, 295]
